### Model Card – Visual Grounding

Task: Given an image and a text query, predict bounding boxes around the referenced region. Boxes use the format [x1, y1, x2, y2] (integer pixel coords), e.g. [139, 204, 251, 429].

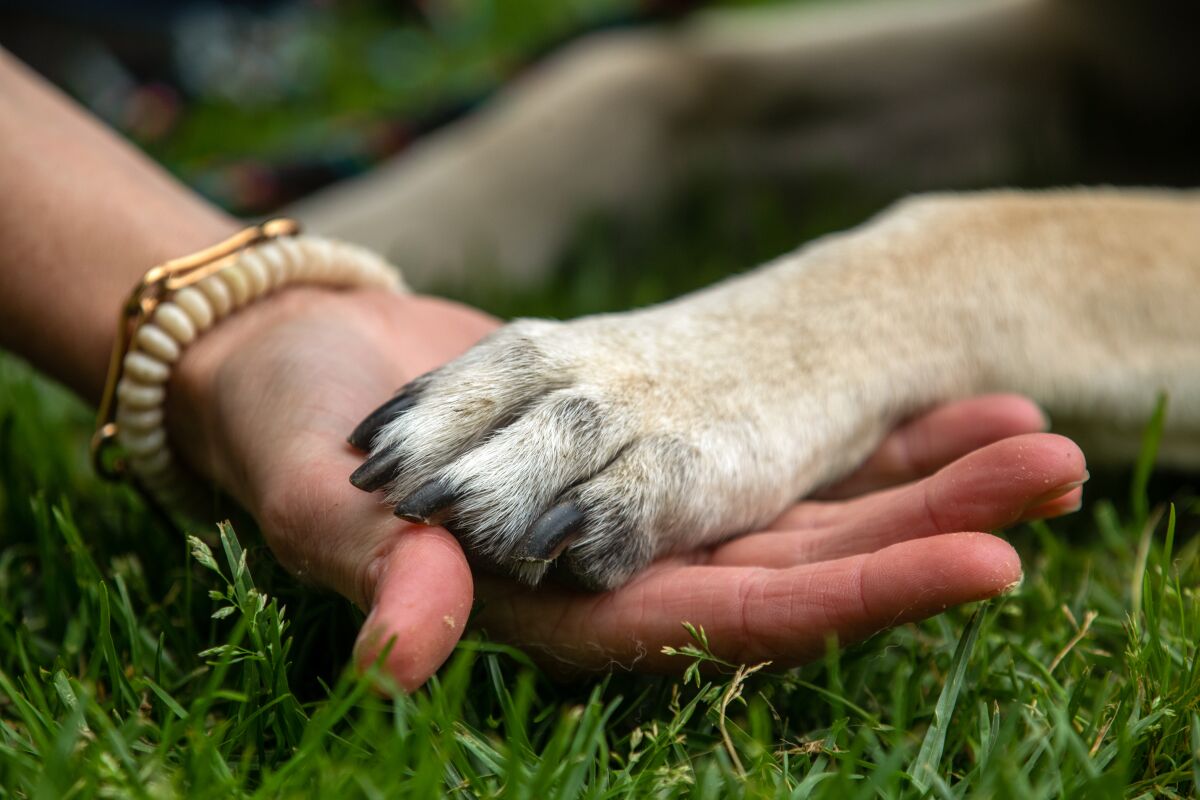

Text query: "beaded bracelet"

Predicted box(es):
[90, 218, 403, 514]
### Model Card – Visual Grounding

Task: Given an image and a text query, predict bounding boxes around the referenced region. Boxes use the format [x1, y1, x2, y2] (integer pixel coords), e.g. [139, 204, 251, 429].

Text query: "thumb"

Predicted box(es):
[354, 526, 474, 692]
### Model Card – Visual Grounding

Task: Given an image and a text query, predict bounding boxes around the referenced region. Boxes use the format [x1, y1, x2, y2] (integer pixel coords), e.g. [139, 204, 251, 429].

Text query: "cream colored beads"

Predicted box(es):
[196, 275, 233, 318]
[154, 302, 197, 344]
[174, 287, 214, 331]
[136, 324, 181, 362]
[114, 234, 404, 507]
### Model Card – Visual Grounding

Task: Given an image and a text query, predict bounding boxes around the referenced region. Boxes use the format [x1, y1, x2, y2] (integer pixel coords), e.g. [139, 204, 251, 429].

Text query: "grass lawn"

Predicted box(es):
[2, 2, 1199, 796]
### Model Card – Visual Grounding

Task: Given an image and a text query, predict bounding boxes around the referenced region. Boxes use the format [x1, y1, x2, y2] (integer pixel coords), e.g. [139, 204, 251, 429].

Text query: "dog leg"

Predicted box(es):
[352, 189, 1200, 589]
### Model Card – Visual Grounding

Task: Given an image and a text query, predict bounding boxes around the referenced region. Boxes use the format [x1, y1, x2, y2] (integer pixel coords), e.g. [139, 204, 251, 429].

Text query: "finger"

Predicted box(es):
[818, 394, 1048, 499]
[258, 448, 473, 692]
[354, 526, 473, 692]
[476, 533, 1020, 672]
[710, 433, 1085, 567]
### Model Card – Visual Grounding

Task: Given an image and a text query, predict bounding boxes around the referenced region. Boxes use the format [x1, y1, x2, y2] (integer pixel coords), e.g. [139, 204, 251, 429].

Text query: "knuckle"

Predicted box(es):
[546, 392, 607, 439]
[454, 323, 552, 379]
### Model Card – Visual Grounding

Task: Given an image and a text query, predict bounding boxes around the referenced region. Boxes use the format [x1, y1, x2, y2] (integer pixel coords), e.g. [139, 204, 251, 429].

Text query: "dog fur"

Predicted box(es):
[303, 0, 1200, 588]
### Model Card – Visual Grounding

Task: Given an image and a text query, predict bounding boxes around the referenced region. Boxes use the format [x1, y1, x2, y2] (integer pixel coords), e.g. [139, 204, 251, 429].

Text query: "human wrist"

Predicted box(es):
[92, 225, 402, 512]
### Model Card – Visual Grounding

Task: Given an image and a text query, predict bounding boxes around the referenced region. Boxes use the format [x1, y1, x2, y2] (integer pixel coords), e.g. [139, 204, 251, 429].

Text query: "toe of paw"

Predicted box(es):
[462, 320, 558, 378]
[559, 528, 653, 591]
[523, 500, 653, 591]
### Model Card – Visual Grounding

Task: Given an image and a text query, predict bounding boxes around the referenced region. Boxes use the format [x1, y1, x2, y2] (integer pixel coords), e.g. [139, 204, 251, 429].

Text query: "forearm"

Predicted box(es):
[0, 49, 238, 403]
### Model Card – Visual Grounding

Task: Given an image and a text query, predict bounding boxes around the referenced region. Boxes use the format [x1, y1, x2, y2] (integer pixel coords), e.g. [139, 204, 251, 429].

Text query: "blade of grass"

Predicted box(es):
[1130, 393, 1167, 528]
[911, 606, 986, 792]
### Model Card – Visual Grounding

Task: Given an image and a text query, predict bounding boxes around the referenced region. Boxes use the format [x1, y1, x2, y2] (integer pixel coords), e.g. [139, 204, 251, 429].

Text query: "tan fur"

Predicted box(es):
[327, 0, 1200, 588]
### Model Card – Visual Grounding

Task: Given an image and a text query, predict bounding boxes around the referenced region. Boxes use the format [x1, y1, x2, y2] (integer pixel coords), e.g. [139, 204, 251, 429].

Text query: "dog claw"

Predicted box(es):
[394, 478, 459, 525]
[516, 503, 585, 562]
[348, 389, 418, 450]
[349, 452, 404, 492]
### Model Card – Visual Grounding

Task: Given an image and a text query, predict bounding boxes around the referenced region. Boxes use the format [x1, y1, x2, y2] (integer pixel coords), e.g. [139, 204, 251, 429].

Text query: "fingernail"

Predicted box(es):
[1057, 495, 1084, 515]
[349, 452, 403, 492]
[1026, 473, 1089, 510]
[348, 389, 417, 450]
[516, 503, 585, 562]
[394, 478, 459, 525]
[999, 573, 1024, 596]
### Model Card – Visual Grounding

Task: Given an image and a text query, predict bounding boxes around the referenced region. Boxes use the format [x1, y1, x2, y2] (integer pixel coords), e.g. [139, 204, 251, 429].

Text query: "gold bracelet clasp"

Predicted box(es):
[90, 218, 302, 480]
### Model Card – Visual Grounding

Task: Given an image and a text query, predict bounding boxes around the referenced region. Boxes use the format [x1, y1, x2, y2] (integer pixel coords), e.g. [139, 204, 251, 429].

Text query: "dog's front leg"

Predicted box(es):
[349, 189, 1200, 590]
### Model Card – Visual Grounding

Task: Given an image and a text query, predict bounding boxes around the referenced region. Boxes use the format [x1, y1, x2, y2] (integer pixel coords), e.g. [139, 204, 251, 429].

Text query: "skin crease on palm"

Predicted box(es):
[168, 285, 1087, 689]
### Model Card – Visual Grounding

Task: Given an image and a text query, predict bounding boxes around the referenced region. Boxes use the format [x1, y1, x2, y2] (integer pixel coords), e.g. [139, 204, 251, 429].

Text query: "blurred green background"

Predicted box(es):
[3, 0, 729, 217]
[5, 0, 866, 321]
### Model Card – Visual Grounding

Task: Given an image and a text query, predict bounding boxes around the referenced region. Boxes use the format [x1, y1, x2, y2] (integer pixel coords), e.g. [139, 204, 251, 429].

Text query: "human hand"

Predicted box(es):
[168, 287, 499, 688]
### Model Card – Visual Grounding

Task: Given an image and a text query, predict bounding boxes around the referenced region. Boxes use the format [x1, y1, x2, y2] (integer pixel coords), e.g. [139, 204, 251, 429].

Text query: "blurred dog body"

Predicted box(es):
[291, 0, 1200, 288]
[318, 0, 1200, 588]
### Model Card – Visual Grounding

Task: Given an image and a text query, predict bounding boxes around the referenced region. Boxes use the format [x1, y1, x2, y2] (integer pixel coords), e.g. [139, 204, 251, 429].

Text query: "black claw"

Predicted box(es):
[394, 478, 459, 525]
[347, 389, 418, 450]
[517, 503, 585, 562]
[349, 452, 404, 492]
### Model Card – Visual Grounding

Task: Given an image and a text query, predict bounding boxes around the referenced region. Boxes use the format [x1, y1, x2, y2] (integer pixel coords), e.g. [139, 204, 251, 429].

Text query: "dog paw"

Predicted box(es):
[348, 312, 886, 590]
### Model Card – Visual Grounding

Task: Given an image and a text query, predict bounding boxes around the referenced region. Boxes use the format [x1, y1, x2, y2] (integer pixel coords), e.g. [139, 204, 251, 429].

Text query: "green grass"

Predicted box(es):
[2, 183, 1199, 797]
